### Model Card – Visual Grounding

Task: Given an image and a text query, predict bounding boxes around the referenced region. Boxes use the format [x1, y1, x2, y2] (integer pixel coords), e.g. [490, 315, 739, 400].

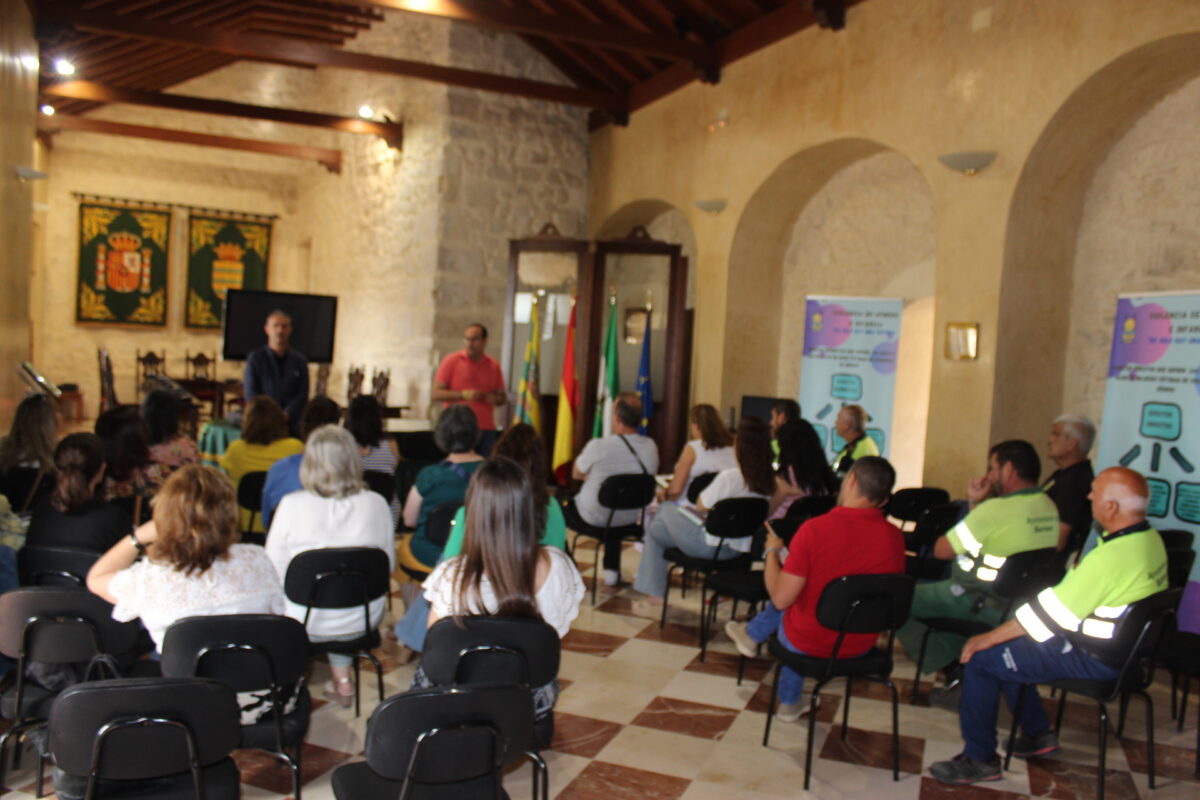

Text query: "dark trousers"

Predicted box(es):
[561, 499, 625, 572]
[959, 635, 1117, 762]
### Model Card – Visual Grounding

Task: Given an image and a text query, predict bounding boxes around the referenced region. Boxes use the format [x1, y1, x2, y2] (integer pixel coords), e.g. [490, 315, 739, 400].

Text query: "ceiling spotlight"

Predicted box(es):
[20, 54, 39, 71]
[53, 58, 75, 75]
[357, 104, 375, 119]
[40, 104, 55, 116]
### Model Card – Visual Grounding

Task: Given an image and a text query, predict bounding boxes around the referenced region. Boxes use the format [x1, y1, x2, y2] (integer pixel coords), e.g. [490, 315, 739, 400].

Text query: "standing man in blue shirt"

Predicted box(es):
[244, 309, 309, 436]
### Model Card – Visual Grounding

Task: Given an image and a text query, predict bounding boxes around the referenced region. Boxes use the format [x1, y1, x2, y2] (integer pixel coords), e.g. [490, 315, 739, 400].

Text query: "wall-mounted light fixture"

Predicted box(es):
[945, 322, 979, 360]
[14, 166, 49, 183]
[937, 151, 996, 176]
[704, 108, 730, 133]
[693, 198, 727, 215]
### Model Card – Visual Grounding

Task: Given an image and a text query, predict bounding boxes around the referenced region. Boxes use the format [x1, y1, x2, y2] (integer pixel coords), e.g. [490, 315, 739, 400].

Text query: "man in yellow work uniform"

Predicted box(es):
[898, 440, 1060, 693]
[929, 467, 1168, 785]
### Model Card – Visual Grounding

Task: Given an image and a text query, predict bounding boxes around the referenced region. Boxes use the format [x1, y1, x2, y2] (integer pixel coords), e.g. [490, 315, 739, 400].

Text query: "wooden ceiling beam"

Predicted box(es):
[41, 79, 405, 147]
[39, 113, 344, 172]
[45, 8, 628, 111]
[366, 0, 714, 64]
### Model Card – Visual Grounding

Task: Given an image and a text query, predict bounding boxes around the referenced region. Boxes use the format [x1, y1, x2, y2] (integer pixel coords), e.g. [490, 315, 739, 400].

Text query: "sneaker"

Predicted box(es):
[724, 621, 760, 659]
[942, 662, 963, 691]
[603, 569, 620, 587]
[928, 684, 961, 712]
[929, 754, 1003, 785]
[1012, 729, 1060, 759]
[776, 695, 820, 723]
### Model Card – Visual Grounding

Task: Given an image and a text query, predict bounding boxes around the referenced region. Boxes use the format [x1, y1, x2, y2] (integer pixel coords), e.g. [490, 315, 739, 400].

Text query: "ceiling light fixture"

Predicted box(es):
[40, 104, 55, 116]
[53, 58, 75, 75]
[357, 104, 375, 119]
[937, 151, 997, 176]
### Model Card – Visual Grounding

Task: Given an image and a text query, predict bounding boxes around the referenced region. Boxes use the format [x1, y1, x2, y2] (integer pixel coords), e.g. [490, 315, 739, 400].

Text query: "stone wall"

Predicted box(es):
[1064, 74, 1200, 430]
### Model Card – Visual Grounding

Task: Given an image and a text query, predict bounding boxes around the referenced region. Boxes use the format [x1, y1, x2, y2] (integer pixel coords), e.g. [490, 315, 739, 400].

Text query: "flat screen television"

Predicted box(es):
[222, 289, 338, 363]
[740, 395, 786, 424]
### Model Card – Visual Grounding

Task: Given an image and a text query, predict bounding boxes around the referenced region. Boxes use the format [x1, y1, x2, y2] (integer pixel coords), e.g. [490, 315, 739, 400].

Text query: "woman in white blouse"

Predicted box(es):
[266, 425, 394, 707]
[657, 404, 738, 507]
[414, 456, 584, 717]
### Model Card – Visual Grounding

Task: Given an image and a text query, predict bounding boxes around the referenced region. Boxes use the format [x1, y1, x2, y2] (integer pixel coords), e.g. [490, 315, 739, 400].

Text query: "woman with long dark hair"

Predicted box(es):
[634, 417, 793, 603]
[94, 405, 167, 507]
[0, 394, 60, 512]
[414, 457, 584, 715]
[658, 404, 737, 506]
[345, 394, 400, 525]
[773, 419, 838, 518]
[26, 433, 131, 553]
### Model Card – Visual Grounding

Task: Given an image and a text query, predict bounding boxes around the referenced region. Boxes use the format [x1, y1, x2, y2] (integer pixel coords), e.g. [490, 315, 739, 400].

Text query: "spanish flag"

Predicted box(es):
[514, 296, 542, 432]
[552, 298, 579, 485]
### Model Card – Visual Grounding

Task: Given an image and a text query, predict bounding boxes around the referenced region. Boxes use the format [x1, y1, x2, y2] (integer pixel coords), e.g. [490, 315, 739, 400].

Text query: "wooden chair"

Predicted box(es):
[314, 364, 331, 398]
[97, 348, 118, 415]
[135, 349, 166, 400]
[184, 351, 221, 419]
[371, 368, 390, 405]
[346, 365, 365, 405]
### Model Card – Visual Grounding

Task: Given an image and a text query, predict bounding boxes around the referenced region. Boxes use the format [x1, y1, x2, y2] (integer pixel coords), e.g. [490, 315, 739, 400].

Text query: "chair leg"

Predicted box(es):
[352, 657, 362, 717]
[35, 751, 45, 799]
[1097, 702, 1109, 800]
[1136, 690, 1156, 790]
[804, 683, 823, 792]
[1054, 689, 1068, 734]
[1169, 670, 1179, 720]
[841, 678, 853, 740]
[1004, 684, 1026, 770]
[762, 662, 781, 747]
[911, 627, 933, 704]
[697, 582, 710, 650]
[590, 541, 601, 606]
[1116, 692, 1130, 737]
[660, 571, 673, 629]
[886, 679, 901, 782]
[1179, 674, 1191, 733]
[736, 654, 746, 686]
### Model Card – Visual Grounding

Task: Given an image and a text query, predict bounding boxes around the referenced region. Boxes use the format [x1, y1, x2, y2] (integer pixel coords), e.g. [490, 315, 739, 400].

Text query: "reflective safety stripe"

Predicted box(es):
[981, 553, 1007, 569]
[955, 521, 983, 557]
[1093, 605, 1128, 619]
[1081, 618, 1116, 639]
[956, 554, 975, 573]
[1016, 603, 1054, 643]
[1036, 587, 1081, 632]
[976, 567, 999, 582]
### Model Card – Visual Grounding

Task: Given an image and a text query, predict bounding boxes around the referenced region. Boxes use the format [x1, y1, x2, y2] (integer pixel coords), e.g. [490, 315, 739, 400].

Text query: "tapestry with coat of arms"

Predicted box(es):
[76, 201, 171, 326]
[185, 214, 271, 328]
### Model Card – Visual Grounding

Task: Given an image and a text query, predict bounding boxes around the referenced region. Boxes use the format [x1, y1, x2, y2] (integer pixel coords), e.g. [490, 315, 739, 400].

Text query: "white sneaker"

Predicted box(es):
[724, 621, 760, 659]
[603, 569, 620, 586]
[776, 695, 820, 723]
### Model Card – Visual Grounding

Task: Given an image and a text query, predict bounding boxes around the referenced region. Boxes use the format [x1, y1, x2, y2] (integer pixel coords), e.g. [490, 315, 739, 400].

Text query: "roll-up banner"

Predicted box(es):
[799, 296, 902, 460]
[1095, 290, 1200, 632]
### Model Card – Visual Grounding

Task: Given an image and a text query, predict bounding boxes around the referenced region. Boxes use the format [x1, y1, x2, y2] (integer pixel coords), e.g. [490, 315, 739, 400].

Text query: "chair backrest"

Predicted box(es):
[0, 587, 140, 663]
[1166, 546, 1196, 590]
[784, 494, 835, 521]
[185, 351, 215, 381]
[237, 471, 268, 513]
[421, 616, 560, 688]
[1158, 529, 1195, 551]
[363, 684, 534, 785]
[371, 368, 390, 405]
[815, 574, 915, 637]
[886, 487, 950, 524]
[283, 547, 391, 610]
[597, 473, 658, 512]
[704, 497, 770, 542]
[910, 502, 963, 550]
[97, 348, 118, 412]
[161, 614, 311, 692]
[363, 470, 396, 505]
[49, 677, 240, 780]
[1101, 589, 1182, 689]
[18, 546, 102, 588]
[0, 466, 55, 514]
[685, 472, 719, 504]
[425, 500, 463, 548]
[346, 365, 365, 404]
[992, 547, 1066, 603]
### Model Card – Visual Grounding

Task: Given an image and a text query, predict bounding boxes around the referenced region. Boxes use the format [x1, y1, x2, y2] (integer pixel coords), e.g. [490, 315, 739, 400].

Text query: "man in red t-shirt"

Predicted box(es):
[726, 456, 906, 721]
[432, 322, 506, 454]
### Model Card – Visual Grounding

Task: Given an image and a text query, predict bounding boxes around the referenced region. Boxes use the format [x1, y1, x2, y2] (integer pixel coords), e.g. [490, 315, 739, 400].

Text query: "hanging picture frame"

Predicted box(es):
[76, 200, 171, 327]
[185, 213, 272, 328]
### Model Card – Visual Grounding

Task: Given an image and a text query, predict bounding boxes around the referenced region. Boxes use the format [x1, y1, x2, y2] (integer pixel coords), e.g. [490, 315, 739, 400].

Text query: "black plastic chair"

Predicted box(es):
[886, 487, 950, 530]
[363, 470, 396, 506]
[0, 587, 142, 791]
[1158, 627, 1200, 777]
[909, 546, 1066, 702]
[761, 573, 915, 790]
[162, 614, 312, 799]
[422, 616, 561, 749]
[685, 471, 719, 505]
[1003, 589, 1181, 800]
[283, 546, 390, 716]
[1166, 546, 1196, 590]
[784, 494, 835, 521]
[661, 497, 770, 641]
[905, 502, 962, 580]
[331, 683, 547, 800]
[399, 500, 463, 583]
[1158, 528, 1195, 551]
[48, 677, 241, 800]
[567, 473, 658, 605]
[17, 547, 101, 588]
[702, 569, 769, 677]
[0, 467, 54, 514]
[237, 470, 269, 545]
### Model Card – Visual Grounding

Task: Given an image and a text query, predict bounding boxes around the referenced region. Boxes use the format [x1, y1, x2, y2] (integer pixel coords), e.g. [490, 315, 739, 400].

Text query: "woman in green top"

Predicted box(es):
[442, 423, 566, 558]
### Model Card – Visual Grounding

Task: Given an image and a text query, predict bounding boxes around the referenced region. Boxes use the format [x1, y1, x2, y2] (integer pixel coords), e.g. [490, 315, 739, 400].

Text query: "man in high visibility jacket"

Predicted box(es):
[898, 440, 1060, 688]
[929, 467, 1168, 785]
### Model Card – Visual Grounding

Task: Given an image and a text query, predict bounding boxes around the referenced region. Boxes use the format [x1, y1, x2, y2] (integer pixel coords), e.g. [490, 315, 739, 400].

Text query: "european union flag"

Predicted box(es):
[636, 308, 652, 434]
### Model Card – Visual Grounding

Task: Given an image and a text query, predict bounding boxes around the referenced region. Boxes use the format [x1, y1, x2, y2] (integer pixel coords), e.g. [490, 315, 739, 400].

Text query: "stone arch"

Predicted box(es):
[994, 33, 1200, 446]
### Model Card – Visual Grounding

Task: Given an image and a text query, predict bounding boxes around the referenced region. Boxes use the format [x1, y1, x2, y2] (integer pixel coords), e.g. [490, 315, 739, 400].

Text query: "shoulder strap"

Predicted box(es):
[617, 435, 649, 475]
[19, 468, 46, 514]
[442, 459, 472, 481]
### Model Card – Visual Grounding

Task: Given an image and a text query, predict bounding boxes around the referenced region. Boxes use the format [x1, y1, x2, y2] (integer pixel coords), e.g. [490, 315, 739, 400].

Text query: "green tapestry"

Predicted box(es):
[186, 214, 271, 328]
[76, 202, 171, 327]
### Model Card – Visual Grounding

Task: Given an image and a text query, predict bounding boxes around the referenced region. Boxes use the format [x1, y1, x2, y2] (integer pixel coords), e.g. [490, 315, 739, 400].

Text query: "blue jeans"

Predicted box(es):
[395, 592, 431, 652]
[959, 636, 1118, 763]
[746, 604, 811, 705]
[633, 503, 739, 598]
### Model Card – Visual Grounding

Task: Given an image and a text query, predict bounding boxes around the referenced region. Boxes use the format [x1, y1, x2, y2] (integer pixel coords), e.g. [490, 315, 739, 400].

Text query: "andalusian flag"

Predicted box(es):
[514, 296, 542, 432]
[636, 305, 653, 434]
[552, 299, 579, 485]
[592, 294, 620, 438]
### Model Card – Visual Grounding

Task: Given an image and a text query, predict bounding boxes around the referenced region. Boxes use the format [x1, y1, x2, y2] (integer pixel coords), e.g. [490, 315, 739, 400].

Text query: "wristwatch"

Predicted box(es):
[128, 531, 146, 555]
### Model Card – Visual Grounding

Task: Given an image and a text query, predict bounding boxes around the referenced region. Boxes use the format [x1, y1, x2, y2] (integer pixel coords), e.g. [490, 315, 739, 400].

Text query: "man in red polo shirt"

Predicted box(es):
[726, 456, 906, 721]
[432, 322, 506, 454]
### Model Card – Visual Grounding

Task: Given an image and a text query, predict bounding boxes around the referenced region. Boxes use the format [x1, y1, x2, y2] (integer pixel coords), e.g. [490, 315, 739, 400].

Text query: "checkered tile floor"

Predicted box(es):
[2, 539, 1197, 799]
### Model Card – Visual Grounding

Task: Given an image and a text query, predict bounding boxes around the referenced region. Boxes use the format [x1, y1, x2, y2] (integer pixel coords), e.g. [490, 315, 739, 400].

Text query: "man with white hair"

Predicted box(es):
[1043, 414, 1096, 554]
[928, 467, 1168, 785]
